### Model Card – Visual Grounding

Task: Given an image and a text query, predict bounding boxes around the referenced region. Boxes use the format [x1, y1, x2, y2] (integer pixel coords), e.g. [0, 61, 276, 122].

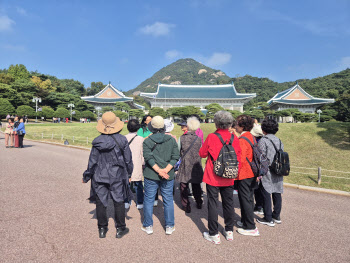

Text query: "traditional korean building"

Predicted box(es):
[267, 83, 334, 113]
[140, 82, 256, 112]
[81, 83, 145, 110]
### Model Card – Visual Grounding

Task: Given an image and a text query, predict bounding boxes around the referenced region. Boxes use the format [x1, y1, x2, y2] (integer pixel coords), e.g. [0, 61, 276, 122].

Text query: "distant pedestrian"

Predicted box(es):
[13, 116, 26, 148]
[141, 116, 180, 235]
[13, 116, 20, 148]
[137, 115, 152, 138]
[4, 118, 14, 148]
[125, 119, 145, 210]
[6, 114, 10, 120]
[83, 112, 133, 239]
[199, 111, 241, 244]
[256, 119, 284, 227]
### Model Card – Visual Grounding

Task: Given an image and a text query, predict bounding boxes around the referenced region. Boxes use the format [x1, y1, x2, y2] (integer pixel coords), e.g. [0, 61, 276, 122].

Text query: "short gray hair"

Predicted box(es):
[214, 111, 233, 130]
[187, 117, 200, 131]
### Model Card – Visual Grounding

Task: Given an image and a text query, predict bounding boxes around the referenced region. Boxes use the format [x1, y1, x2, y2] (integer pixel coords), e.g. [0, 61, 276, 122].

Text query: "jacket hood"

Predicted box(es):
[149, 133, 172, 144]
[92, 134, 116, 151]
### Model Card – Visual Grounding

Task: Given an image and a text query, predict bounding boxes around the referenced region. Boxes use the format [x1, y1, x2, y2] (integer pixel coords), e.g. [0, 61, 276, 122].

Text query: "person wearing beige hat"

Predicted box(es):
[141, 116, 180, 235]
[83, 112, 134, 239]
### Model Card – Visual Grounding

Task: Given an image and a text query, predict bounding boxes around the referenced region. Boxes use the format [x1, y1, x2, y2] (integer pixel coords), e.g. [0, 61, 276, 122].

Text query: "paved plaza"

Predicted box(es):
[0, 134, 349, 262]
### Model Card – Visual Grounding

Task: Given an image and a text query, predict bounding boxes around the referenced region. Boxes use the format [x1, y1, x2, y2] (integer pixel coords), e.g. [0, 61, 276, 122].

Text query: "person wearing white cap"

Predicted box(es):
[141, 116, 180, 235]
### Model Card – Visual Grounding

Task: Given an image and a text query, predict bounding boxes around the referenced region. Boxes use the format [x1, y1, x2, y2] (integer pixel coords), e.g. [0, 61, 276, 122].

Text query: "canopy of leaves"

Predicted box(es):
[0, 98, 15, 118]
[113, 110, 128, 120]
[55, 108, 70, 118]
[8, 64, 30, 80]
[149, 107, 167, 118]
[16, 105, 36, 117]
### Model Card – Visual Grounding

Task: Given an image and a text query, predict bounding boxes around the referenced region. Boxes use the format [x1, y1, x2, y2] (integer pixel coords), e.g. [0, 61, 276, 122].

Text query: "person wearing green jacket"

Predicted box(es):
[141, 116, 180, 236]
[137, 115, 152, 138]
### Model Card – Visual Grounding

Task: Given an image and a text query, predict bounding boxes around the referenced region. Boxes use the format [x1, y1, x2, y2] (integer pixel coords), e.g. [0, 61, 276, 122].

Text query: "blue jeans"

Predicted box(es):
[133, 181, 144, 205]
[143, 178, 174, 227]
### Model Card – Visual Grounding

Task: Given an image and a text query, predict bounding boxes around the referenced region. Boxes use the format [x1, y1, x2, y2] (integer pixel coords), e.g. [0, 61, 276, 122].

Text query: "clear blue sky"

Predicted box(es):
[1, 0, 349, 91]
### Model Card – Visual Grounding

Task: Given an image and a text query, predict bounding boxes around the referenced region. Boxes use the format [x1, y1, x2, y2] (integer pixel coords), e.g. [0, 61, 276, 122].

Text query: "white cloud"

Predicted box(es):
[16, 7, 27, 16]
[139, 22, 175, 37]
[165, 50, 182, 59]
[0, 15, 15, 31]
[205, 52, 231, 67]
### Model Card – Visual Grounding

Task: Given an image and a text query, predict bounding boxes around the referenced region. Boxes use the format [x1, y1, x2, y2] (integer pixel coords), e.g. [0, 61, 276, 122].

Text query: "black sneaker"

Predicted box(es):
[272, 217, 282, 224]
[98, 227, 108, 238]
[256, 218, 275, 227]
[116, 227, 129, 238]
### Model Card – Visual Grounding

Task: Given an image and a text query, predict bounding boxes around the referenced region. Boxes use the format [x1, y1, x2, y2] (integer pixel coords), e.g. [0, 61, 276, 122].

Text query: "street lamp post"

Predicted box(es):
[317, 109, 322, 122]
[32, 97, 41, 123]
[68, 103, 75, 122]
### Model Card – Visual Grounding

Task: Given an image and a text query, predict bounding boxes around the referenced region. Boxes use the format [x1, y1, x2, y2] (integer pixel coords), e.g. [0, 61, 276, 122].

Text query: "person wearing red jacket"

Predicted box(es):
[235, 115, 260, 236]
[199, 111, 241, 245]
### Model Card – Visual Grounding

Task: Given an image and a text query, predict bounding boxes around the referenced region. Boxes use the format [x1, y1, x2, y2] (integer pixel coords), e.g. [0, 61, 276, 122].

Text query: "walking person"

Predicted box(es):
[13, 116, 20, 148]
[4, 118, 14, 148]
[256, 119, 284, 227]
[82, 112, 133, 239]
[125, 119, 145, 210]
[14, 116, 26, 148]
[235, 115, 260, 236]
[137, 115, 152, 138]
[199, 111, 241, 244]
[177, 117, 203, 213]
[141, 116, 180, 235]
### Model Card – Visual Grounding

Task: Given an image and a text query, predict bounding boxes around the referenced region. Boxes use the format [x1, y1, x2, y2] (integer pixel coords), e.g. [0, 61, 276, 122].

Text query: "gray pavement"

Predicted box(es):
[0, 134, 349, 263]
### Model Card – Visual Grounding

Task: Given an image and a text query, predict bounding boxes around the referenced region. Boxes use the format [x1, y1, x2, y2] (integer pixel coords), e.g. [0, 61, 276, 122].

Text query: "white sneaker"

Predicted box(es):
[233, 190, 238, 195]
[224, 230, 233, 241]
[141, 226, 153, 235]
[124, 202, 130, 209]
[153, 200, 158, 207]
[165, 226, 175, 235]
[137, 204, 143, 210]
[236, 227, 260, 236]
[236, 221, 243, 228]
[203, 232, 221, 245]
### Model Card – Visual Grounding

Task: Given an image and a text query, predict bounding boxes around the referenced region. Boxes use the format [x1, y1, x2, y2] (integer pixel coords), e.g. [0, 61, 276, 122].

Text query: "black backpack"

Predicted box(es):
[266, 138, 290, 176]
[211, 133, 239, 179]
[240, 136, 270, 177]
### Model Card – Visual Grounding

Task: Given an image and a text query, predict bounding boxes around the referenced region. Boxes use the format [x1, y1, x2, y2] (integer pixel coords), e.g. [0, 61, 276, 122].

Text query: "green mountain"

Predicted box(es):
[127, 58, 231, 95]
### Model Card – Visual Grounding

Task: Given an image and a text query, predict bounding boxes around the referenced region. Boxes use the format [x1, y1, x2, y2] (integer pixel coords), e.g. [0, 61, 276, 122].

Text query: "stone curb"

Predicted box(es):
[283, 182, 350, 197]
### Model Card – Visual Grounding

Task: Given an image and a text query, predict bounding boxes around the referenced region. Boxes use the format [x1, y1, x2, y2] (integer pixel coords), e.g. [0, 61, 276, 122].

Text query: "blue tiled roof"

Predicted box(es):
[273, 87, 293, 99]
[141, 84, 255, 99]
[270, 98, 334, 105]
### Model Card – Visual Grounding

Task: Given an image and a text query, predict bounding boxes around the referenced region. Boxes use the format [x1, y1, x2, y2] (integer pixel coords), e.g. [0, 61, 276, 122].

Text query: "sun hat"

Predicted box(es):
[96, 111, 124, 134]
[164, 119, 174, 133]
[148, 116, 165, 133]
[177, 121, 187, 126]
[251, 124, 263, 137]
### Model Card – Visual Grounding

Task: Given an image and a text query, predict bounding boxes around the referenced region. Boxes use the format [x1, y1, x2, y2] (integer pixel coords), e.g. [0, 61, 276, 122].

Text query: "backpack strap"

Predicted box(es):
[128, 134, 138, 146]
[214, 132, 227, 145]
[239, 136, 256, 148]
[151, 142, 158, 152]
[109, 134, 124, 155]
[182, 136, 198, 159]
[266, 137, 279, 152]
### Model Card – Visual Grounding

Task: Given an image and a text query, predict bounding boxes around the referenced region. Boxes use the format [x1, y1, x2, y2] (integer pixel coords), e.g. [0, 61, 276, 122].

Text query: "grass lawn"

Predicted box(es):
[3, 121, 350, 192]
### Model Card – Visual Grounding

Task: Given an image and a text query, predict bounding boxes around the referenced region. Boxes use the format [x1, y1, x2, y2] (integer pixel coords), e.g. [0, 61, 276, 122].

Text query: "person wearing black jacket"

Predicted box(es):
[83, 112, 133, 239]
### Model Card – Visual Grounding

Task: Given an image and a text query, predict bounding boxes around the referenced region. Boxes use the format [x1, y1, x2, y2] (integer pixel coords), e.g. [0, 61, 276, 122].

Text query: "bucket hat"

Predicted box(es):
[251, 124, 263, 137]
[96, 111, 124, 134]
[148, 116, 165, 133]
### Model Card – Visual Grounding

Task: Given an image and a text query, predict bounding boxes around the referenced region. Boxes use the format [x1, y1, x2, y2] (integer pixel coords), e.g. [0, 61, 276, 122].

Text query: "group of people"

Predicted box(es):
[52, 117, 69, 123]
[83, 111, 285, 243]
[80, 118, 91, 123]
[4, 116, 26, 148]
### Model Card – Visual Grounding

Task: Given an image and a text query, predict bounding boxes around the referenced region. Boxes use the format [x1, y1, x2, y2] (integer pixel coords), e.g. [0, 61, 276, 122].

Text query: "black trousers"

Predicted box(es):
[237, 177, 257, 230]
[96, 195, 126, 229]
[260, 184, 282, 221]
[18, 134, 25, 148]
[254, 183, 264, 209]
[180, 182, 202, 208]
[207, 184, 235, 236]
